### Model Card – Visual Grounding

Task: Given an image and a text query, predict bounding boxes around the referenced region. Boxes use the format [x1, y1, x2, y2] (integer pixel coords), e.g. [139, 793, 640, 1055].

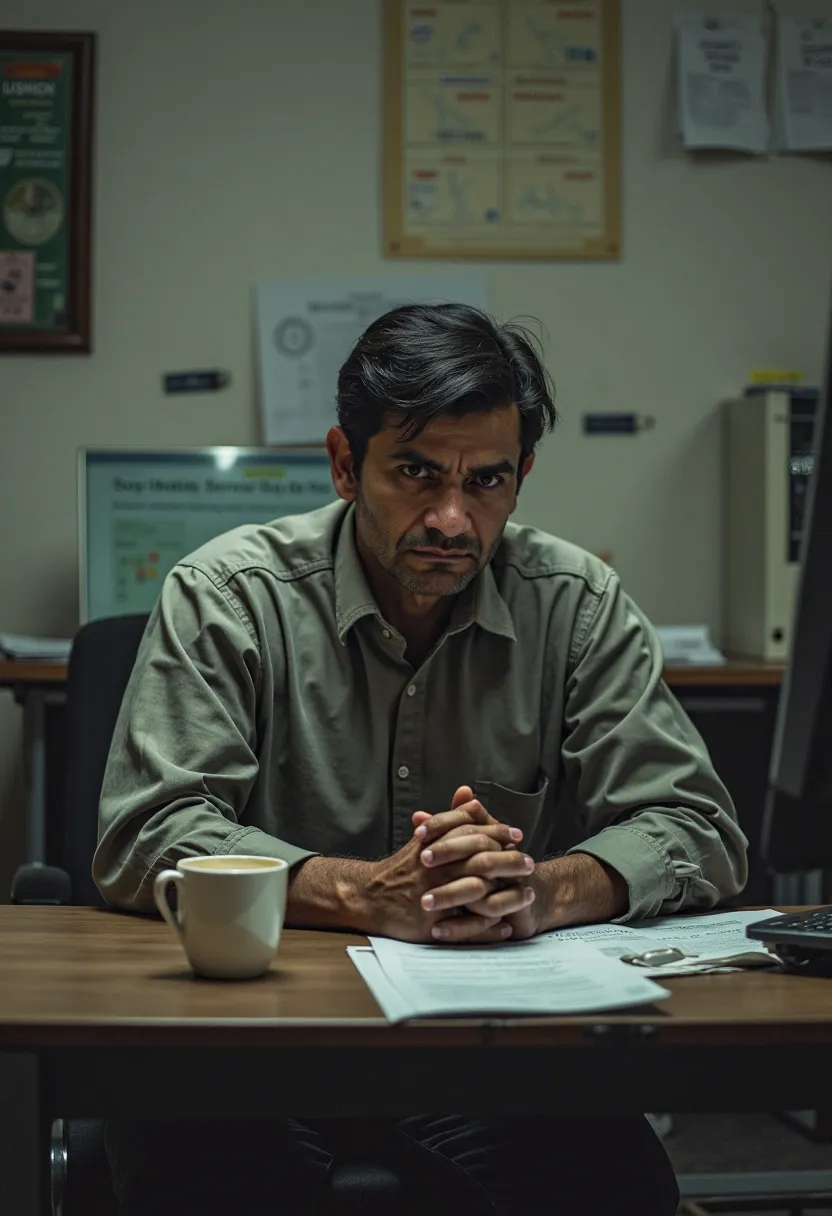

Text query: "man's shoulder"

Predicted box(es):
[494, 521, 613, 597]
[175, 500, 349, 590]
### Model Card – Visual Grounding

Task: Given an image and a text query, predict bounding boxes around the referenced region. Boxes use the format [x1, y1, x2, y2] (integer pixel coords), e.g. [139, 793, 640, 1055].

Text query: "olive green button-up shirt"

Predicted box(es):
[93, 501, 747, 918]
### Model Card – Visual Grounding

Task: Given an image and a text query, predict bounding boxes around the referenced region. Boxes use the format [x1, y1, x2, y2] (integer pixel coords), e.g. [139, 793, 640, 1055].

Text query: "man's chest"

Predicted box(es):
[255, 625, 562, 859]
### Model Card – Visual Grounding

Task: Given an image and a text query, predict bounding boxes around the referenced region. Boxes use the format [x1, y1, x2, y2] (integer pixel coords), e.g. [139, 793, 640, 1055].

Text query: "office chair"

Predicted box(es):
[11, 614, 488, 1216]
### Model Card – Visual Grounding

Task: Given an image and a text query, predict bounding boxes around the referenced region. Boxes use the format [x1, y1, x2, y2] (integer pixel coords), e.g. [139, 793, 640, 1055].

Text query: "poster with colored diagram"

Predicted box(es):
[385, 0, 620, 259]
[111, 519, 190, 614]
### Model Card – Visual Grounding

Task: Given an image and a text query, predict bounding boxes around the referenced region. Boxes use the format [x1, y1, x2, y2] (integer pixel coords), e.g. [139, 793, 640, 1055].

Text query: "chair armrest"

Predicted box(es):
[11, 863, 72, 905]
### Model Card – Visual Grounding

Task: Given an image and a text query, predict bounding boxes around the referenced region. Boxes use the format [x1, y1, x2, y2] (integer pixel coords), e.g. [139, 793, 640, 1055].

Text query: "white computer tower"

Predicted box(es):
[723, 391, 818, 661]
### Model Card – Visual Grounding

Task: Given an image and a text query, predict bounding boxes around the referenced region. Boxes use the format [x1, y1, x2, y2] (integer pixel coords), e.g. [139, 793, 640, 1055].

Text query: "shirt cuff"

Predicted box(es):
[222, 825, 319, 870]
[568, 825, 676, 922]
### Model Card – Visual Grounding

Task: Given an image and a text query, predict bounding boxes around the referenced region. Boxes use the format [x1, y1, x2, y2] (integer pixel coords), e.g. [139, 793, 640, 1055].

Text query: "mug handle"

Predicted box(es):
[153, 869, 185, 941]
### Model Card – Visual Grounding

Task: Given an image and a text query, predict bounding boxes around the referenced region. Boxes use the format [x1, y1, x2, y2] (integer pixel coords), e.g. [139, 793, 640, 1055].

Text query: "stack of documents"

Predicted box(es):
[350, 911, 781, 1022]
[540, 909, 781, 977]
[0, 632, 72, 662]
[656, 625, 725, 666]
[349, 935, 670, 1024]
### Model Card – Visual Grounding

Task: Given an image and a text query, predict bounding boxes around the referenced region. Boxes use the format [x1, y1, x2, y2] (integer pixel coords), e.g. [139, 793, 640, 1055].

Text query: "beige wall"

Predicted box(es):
[2, 0, 832, 892]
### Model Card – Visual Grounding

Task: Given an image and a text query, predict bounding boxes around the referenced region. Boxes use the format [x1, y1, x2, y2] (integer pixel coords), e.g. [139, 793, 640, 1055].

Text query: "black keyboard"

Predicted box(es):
[747, 908, 832, 974]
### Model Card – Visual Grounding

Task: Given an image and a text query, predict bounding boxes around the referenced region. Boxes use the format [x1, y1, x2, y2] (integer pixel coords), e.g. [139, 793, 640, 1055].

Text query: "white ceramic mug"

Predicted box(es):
[153, 855, 289, 979]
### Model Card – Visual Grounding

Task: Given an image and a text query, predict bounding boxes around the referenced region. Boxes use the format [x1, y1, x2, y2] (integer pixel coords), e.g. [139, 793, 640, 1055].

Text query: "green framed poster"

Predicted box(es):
[0, 30, 95, 352]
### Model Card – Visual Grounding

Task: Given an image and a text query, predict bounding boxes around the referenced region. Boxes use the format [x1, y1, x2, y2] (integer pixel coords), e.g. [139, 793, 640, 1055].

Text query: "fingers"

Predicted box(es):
[466, 884, 537, 919]
[414, 802, 506, 845]
[427, 822, 524, 855]
[414, 801, 492, 842]
[421, 852, 533, 912]
[412, 788, 475, 831]
[420, 829, 529, 869]
[412, 786, 472, 829]
[430, 913, 512, 943]
[422, 873, 498, 912]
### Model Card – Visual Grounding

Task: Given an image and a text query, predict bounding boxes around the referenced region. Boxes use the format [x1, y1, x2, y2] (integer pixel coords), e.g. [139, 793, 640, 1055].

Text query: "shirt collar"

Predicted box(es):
[448, 559, 517, 642]
[334, 507, 383, 641]
[334, 506, 516, 645]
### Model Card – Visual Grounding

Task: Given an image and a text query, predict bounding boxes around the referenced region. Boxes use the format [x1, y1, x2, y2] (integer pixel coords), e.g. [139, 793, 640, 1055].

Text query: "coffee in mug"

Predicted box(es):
[153, 855, 289, 979]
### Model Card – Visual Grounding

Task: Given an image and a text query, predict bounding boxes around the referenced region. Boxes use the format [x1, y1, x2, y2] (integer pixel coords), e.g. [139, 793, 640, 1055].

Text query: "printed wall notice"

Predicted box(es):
[675, 14, 768, 154]
[255, 273, 487, 444]
[775, 16, 832, 153]
[383, 1, 621, 260]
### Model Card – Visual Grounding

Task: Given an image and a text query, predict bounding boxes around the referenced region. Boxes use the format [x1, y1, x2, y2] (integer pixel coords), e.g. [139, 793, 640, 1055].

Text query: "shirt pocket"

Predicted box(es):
[473, 777, 549, 854]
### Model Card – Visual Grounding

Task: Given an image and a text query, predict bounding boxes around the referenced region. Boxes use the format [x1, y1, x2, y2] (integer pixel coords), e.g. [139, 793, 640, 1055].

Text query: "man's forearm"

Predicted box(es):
[286, 856, 375, 933]
[535, 852, 629, 932]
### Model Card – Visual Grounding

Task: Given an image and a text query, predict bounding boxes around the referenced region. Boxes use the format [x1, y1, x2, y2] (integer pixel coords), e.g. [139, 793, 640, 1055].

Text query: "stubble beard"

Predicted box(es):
[355, 492, 488, 598]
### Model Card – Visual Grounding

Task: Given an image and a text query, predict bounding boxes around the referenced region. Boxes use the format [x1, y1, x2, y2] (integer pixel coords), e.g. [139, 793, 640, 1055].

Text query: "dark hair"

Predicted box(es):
[336, 303, 557, 480]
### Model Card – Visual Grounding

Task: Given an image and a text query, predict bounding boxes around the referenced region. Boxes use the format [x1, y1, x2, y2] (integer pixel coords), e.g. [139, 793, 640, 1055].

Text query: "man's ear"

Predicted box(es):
[520, 453, 535, 483]
[326, 427, 358, 502]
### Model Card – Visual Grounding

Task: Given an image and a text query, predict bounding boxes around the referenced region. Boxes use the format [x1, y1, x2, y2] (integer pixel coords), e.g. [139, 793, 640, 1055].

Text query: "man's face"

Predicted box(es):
[339, 407, 530, 599]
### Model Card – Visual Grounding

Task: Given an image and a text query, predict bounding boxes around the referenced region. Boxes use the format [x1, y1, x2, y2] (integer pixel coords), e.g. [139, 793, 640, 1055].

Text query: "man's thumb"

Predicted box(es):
[452, 785, 474, 809]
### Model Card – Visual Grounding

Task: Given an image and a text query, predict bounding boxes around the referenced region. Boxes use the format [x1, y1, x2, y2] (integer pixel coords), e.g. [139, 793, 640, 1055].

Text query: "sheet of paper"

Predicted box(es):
[360, 935, 668, 1022]
[775, 17, 832, 153]
[675, 14, 768, 153]
[541, 909, 781, 976]
[348, 947, 416, 1023]
[254, 274, 487, 445]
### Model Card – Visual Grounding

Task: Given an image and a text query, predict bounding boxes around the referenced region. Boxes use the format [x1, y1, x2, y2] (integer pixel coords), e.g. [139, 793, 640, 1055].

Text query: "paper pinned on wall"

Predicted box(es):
[775, 16, 832, 153]
[675, 13, 769, 153]
[254, 275, 488, 445]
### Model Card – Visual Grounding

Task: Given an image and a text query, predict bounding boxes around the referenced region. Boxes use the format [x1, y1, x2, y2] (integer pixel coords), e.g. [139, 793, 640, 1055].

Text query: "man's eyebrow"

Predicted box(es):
[389, 449, 517, 478]
[389, 448, 445, 472]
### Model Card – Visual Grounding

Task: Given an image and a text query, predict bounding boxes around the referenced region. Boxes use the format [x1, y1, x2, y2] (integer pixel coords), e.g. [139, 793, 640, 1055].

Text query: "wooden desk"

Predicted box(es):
[0, 662, 68, 686]
[664, 658, 784, 687]
[1, 906, 831, 1214]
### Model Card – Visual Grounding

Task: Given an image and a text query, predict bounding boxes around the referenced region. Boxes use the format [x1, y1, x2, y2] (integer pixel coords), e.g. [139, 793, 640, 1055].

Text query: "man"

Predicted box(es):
[95, 303, 747, 1215]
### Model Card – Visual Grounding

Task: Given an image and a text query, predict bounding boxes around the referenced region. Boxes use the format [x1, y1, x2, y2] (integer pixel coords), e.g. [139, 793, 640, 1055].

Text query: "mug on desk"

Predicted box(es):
[153, 856, 289, 979]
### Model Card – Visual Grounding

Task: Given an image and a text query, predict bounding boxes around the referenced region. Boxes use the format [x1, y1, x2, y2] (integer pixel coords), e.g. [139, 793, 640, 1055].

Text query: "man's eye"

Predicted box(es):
[473, 474, 503, 490]
[400, 464, 430, 480]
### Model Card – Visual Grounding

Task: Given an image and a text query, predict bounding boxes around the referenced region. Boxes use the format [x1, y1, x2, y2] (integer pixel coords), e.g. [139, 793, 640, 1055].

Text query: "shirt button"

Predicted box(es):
[397, 765, 410, 780]
[382, 629, 391, 639]
[406, 684, 416, 697]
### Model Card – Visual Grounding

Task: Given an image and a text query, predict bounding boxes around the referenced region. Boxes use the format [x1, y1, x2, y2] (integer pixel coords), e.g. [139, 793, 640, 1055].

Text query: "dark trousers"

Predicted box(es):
[104, 1113, 679, 1215]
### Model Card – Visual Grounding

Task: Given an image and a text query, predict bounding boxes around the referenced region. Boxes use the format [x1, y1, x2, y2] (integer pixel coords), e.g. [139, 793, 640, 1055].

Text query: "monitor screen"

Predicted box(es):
[79, 448, 337, 621]
[763, 293, 832, 872]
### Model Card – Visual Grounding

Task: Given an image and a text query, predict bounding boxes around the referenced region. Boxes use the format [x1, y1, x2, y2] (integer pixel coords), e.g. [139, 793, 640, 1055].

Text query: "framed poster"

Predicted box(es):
[383, 1, 621, 261]
[0, 30, 95, 352]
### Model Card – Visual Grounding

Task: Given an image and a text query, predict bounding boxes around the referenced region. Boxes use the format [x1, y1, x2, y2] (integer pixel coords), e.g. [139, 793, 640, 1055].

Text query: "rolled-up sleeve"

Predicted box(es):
[562, 573, 748, 920]
[92, 565, 316, 914]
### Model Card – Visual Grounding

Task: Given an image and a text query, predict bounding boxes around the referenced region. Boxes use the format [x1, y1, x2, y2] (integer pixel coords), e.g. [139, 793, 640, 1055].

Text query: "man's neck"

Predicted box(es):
[356, 536, 455, 665]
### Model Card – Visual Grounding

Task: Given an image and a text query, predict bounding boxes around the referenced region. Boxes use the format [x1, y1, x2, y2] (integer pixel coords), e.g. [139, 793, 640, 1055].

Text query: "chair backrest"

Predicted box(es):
[64, 614, 149, 906]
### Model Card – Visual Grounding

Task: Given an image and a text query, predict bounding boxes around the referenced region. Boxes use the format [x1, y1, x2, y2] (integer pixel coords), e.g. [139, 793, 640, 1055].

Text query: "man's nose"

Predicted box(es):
[424, 487, 471, 537]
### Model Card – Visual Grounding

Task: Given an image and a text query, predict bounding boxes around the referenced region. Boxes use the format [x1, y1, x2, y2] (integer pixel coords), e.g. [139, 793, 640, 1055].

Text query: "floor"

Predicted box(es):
[668, 1114, 832, 1216]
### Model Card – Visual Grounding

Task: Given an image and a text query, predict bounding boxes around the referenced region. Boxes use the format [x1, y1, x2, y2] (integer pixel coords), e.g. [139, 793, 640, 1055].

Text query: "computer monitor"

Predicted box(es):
[762, 306, 832, 874]
[79, 447, 337, 622]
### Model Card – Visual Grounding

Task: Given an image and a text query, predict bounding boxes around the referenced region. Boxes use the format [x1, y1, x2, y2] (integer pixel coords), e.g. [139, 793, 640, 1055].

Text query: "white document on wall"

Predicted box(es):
[350, 936, 669, 1022]
[540, 909, 781, 976]
[675, 14, 769, 153]
[775, 17, 832, 152]
[255, 274, 488, 445]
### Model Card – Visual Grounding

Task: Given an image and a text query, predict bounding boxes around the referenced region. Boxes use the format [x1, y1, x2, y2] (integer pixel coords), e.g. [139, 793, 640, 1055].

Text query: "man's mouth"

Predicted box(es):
[409, 548, 475, 563]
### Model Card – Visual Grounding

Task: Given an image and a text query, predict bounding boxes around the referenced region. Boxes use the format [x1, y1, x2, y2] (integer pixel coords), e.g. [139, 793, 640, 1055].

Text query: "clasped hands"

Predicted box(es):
[366, 785, 543, 944]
